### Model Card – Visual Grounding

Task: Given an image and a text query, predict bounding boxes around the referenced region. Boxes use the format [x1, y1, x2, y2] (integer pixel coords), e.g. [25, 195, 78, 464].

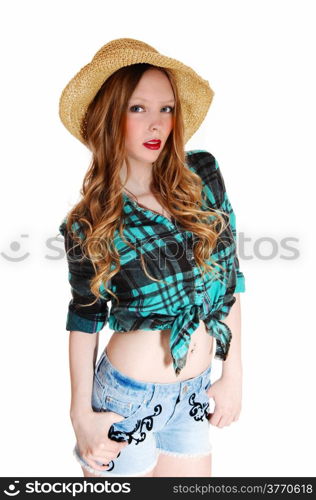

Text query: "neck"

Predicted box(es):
[120, 159, 153, 196]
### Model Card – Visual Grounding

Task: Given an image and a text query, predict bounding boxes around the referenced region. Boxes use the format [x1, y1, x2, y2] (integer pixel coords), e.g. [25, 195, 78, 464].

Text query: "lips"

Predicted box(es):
[143, 140, 161, 150]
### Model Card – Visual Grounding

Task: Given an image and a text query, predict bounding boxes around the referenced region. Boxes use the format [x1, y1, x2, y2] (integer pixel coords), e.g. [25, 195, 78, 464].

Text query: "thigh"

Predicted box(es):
[153, 452, 212, 477]
[155, 378, 213, 458]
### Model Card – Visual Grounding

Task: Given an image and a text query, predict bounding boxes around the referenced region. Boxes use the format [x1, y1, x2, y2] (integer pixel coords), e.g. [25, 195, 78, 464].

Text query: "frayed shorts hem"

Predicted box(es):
[157, 447, 212, 458]
[73, 446, 159, 477]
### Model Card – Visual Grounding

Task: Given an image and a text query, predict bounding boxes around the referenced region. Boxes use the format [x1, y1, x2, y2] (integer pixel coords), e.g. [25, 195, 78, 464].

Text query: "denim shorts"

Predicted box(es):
[73, 349, 213, 477]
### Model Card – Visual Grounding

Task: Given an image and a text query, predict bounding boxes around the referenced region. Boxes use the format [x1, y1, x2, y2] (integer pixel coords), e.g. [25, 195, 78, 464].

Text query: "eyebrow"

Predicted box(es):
[129, 97, 175, 103]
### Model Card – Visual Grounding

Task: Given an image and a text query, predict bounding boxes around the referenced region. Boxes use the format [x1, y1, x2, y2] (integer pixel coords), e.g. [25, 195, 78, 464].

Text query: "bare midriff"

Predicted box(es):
[105, 320, 214, 383]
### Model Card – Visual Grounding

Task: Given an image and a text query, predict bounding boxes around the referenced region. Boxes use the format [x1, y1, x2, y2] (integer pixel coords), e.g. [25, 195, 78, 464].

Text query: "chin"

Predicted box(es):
[138, 150, 161, 161]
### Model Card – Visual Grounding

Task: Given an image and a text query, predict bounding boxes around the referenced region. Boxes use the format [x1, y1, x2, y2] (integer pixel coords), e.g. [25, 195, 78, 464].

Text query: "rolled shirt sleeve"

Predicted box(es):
[59, 219, 110, 333]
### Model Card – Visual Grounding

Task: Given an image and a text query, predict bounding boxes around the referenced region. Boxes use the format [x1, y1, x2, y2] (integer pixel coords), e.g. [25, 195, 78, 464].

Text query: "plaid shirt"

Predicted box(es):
[59, 150, 246, 375]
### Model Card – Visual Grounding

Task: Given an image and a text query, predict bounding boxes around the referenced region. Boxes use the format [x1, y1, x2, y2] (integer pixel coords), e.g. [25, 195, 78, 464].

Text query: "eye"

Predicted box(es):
[129, 105, 144, 112]
[162, 106, 174, 113]
[129, 105, 174, 113]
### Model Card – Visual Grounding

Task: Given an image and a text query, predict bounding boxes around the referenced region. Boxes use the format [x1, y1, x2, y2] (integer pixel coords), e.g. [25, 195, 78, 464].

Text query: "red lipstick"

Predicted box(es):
[143, 140, 161, 150]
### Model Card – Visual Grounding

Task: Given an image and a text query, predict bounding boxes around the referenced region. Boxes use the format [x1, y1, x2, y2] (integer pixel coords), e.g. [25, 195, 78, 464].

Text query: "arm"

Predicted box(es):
[59, 219, 127, 471]
[58, 219, 109, 419]
[199, 154, 245, 426]
[68, 328, 128, 471]
[208, 160, 244, 426]
[69, 330, 99, 423]
[221, 293, 242, 379]
[207, 293, 243, 427]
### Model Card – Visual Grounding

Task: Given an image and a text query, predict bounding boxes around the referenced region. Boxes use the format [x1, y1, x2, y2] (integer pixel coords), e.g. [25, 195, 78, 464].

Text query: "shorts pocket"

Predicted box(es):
[106, 386, 156, 444]
[98, 382, 150, 422]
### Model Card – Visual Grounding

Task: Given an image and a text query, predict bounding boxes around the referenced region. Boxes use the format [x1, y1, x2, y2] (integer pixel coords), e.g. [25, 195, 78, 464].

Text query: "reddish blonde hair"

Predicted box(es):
[64, 63, 228, 306]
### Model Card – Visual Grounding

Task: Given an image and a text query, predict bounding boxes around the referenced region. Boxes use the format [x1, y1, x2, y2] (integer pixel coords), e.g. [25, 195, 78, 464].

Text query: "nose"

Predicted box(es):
[149, 119, 162, 132]
[147, 111, 166, 131]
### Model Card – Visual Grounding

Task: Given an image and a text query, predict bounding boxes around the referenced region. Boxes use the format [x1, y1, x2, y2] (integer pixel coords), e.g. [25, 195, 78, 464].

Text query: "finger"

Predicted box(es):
[220, 418, 232, 427]
[109, 411, 126, 423]
[216, 416, 226, 428]
[93, 457, 111, 467]
[84, 456, 110, 471]
[94, 454, 120, 465]
[100, 438, 128, 453]
[217, 415, 233, 428]
[108, 434, 128, 443]
[93, 452, 121, 466]
[93, 451, 118, 462]
[208, 411, 221, 426]
[110, 441, 129, 452]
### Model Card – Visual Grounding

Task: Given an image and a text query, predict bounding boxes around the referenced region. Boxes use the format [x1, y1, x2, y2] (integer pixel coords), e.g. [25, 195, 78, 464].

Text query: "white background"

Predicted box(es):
[1, 0, 315, 477]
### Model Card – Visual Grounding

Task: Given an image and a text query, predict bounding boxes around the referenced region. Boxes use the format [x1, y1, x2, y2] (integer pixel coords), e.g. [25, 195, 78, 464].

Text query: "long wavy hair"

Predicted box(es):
[63, 63, 229, 307]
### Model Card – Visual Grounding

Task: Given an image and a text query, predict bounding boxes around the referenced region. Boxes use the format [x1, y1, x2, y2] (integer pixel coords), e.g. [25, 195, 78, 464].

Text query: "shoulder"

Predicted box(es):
[185, 149, 224, 207]
[185, 149, 216, 172]
[59, 216, 86, 242]
[58, 217, 88, 261]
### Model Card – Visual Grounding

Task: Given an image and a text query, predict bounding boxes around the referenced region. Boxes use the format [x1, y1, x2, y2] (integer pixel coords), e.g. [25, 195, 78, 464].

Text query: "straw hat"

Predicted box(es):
[59, 37, 215, 146]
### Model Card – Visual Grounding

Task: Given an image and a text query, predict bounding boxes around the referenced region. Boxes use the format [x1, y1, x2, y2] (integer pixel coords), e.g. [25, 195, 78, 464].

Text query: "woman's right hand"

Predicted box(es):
[71, 410, 129, 472]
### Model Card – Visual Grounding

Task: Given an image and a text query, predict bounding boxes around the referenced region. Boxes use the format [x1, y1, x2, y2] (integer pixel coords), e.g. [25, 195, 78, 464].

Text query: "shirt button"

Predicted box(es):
[182, 385, 188, 394]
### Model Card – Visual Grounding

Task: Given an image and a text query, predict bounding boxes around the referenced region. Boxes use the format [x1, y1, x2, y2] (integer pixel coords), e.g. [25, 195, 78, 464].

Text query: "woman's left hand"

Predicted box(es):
[206, 374, 242, 428]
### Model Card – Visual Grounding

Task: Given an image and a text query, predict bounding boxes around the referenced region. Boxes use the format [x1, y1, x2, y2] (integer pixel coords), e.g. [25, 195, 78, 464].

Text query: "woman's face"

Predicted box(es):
[124, 69, 175, 166]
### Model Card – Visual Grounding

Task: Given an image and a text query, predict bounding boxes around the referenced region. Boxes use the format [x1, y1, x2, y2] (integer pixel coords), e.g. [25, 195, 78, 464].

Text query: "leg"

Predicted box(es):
[81, 465, 155, 477]
[152, 451, 212, 477]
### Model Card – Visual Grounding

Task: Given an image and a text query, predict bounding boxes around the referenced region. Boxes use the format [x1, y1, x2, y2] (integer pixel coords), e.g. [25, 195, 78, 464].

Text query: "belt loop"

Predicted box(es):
[202, 368, 211, 391]
[179, 381, 187, 400]
[94, 349, 105, 374]
[146, 384, 157, 406]
[198, 374, 204, 393]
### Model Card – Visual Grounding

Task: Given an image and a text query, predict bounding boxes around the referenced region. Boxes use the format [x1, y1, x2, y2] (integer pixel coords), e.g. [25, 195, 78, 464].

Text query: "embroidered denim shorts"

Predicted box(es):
[73, 349, 213, 477]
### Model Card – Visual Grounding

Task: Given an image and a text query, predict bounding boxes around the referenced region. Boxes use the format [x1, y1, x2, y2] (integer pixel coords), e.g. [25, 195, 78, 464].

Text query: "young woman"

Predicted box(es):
[58, 38, 246, 478]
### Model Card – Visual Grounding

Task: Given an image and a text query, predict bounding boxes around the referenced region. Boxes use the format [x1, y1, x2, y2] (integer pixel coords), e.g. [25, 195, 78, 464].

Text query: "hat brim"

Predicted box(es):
[59, 46, 214, 146]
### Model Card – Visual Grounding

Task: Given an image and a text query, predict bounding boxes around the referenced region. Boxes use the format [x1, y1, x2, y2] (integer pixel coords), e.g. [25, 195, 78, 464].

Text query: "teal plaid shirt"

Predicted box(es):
[59, 150, 246, 375]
